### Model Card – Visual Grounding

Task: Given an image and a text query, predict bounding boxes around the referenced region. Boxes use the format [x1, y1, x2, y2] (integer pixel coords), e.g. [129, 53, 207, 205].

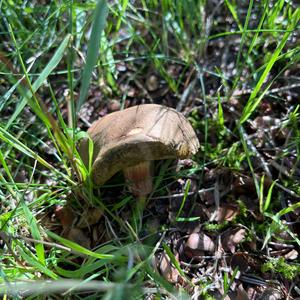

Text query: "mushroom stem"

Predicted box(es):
[123, 161, 153, 198]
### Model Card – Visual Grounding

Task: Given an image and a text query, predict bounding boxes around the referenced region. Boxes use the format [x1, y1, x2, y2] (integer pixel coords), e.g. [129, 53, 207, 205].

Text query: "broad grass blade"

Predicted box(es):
[77, 0, 108, 112]
[6, 34, 71, 129]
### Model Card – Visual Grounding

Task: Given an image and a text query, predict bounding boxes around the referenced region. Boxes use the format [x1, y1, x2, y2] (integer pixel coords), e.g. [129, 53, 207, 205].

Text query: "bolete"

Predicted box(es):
[79, 104, 199, 197]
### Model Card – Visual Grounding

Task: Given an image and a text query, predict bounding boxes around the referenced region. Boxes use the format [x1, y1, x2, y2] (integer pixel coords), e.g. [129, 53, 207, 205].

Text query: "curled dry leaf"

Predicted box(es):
[185, 232, 215, 257]
[222, 228, 246, 253]
[55, 206, 102, 229]
[247, 287, 260, 300]
[146, 74, 159, 91]
[236, 283, 250, 300]
[225, 287, 249, 300]
[159, 252, 181, 284]
[284, 249, 298, 260]
[209, 205, 240, 223]
[55, 205, 75, 229]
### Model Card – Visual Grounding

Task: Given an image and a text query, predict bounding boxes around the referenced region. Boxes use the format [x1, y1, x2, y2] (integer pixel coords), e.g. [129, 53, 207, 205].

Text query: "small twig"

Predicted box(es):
[232, 83, 300, 97]
[275, 182, 300, 199]
[180, 261, 206, 268]
[1, 230, 94, 267]
[256, 236, 295, 249]
[176, 79, 197, 112]
[79, 114, 92, 127]
[150, 187, 215, 200]
[150, 191, 195, 200]
[269, 160, 291, 178]
[0, 231, 72, 253]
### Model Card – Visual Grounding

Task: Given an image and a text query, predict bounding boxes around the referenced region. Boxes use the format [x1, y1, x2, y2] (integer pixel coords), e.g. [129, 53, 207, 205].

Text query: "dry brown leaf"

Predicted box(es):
[54, 206, 75, 229]
[236, 284, 250, 300]
[159, 252, 181, 284]
[284, 249, 298, 260]
[185, 232, 215, 257]
[222, 228, 246, 253]
[246, 287, 260, 300]
[146, 74, 159, 91]
[211, 205, 240, 222]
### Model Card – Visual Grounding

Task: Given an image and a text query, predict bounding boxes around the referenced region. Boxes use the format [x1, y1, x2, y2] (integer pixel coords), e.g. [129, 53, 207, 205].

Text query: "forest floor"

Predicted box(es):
[0, 0, 300, 299]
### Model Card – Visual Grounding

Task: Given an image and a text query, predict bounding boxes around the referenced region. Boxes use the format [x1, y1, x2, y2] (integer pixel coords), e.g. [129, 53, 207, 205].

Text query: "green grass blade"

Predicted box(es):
[20, 201, 45, 265]
[217, 93, 224, 128]
[259, 175, 265, 214]
[116, 0, 129, 31]
[17, 244, 58, 279]
[162, 244, 185, 278]
[176, 179, 191, 220]
[77, 0, 108, 112]
[224, 0, 243, 31]
[0, 126, 74, 185]
[5, 34, 72, 129]
[46, 230, 115, 260]
[264, 180, 277, 213]
[239, 8, 300, 124]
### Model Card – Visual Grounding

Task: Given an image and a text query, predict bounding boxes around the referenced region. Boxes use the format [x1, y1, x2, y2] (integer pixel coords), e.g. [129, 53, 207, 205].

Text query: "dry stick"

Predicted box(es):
[269, 160, 292, 178]
[0, 231, 72, 253]
[275, 182, 300, 199]
[176, 79, 197, 112]
[150, 187, 215, 200]
[232, 82, 300, 96]
[79, 114, 92, 127]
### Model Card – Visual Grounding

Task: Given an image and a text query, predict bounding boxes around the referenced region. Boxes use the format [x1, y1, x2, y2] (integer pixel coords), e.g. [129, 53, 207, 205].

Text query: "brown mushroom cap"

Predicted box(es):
[79, 104, 199, 186]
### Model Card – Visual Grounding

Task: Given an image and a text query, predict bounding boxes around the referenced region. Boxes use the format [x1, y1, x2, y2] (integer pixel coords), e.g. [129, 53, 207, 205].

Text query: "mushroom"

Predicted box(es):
[79, 104, 199, 198]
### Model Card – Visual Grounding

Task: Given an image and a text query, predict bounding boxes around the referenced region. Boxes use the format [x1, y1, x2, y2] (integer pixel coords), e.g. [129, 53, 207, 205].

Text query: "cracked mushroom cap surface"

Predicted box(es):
[79, 104, 199, 186]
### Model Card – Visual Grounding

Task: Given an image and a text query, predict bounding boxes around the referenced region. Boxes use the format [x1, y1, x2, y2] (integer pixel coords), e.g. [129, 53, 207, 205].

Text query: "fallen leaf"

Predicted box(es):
[185, 232, 215, 257]
[236, 284, 250, 300]
[146, 74, 159, 91]
[284, 249, 298, 260]
[55, 206, 75, 229]
[159, 252, 181, 284]
[210, 205, 240, 222]
[222, 228, 246, 253]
